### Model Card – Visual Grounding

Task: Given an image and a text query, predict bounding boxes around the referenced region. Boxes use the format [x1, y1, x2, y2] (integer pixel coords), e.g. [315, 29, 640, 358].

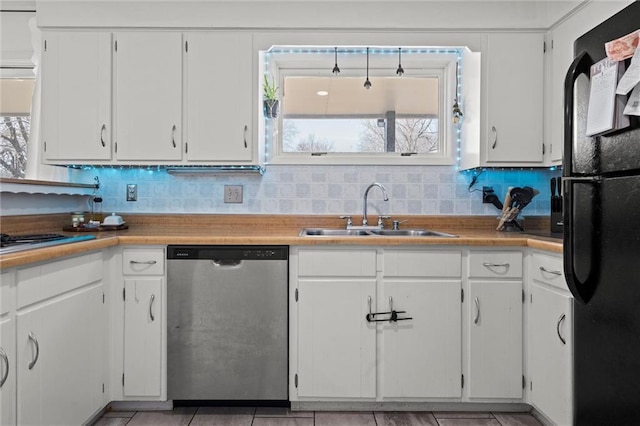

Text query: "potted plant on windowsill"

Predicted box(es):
[263, 75, 279, 119]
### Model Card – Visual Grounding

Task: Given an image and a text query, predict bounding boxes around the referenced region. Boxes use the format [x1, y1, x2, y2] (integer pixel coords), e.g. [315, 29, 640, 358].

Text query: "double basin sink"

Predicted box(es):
[300, 228, 457, 238]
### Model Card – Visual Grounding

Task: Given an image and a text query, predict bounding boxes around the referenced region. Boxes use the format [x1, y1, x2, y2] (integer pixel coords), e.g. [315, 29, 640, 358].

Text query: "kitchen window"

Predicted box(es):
[263, 47, 460, 166]
[0, 78, 34, 178]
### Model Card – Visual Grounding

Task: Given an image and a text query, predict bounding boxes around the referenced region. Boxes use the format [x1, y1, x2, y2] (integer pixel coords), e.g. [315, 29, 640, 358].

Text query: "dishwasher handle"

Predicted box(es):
[210, 259, 243, 268]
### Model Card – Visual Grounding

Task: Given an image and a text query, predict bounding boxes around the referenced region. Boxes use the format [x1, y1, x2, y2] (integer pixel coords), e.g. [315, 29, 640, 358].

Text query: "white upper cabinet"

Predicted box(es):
[484, 33, 544, 165]
[42, 31, 112, 162]
[185, 32, 254, 163]
[114, 32, 183, 161]
[544, 1, 633, 166]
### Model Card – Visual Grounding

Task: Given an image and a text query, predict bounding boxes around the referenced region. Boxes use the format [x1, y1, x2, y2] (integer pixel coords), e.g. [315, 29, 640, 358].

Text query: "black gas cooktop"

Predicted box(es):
[0, 233, 96, 255]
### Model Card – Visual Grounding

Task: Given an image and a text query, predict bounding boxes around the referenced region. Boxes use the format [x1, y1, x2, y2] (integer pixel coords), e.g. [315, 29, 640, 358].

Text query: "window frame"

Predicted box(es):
[264, 49, 459, 166]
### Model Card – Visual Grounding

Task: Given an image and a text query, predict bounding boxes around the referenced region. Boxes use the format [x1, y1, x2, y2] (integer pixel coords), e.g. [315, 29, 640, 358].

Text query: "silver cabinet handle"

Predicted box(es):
[172, 124, 177, 148]
[243, 124, 248, 148]
[28, 332, 39, 370]
[149, 294, 156, 322]
[367, 295, 372, 317]
[0, 347, 8, 388]
[129, 260, 157, 265]
[540, 266, 562, 276]
[388, 296, 394, 312]
[100, 124, 106, 147]
[474, 297, 480, 324]
[557, 313, 566, 345]
[491, 125, 497, 149]
[482, 262, 510, 268]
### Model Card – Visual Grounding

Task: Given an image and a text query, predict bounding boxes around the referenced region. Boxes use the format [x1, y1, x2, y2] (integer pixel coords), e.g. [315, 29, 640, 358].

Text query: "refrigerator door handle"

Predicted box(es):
[563, 51, 592, 173]
[563, 177, 601, 304]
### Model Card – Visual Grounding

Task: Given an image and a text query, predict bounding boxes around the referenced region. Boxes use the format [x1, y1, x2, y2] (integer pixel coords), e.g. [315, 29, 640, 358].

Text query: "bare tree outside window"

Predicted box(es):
[359, 118, 439, 153]
[0, 115, 30, 178]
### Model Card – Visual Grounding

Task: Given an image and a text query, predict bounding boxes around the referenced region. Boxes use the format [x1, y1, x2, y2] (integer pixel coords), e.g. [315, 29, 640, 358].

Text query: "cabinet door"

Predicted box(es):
[383, 280, 462, 398]
[297, 279, 376, 398]
[185, 32, 253, 162]
[0, 271, 15, 426]
[115, 32, 182, 161]
[42, 31, 112, 161]
[468, 280, 523, 399]
[529, 282, 572, 426]
[0, 318, 16, 426]
[485, 33, 544, 164]
[124, 278, 163, 398]
[16, 284, 104, 426]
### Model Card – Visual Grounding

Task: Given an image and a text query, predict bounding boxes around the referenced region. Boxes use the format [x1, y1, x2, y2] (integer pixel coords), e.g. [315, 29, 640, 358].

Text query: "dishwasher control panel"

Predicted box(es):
[167, 245, 289, 260]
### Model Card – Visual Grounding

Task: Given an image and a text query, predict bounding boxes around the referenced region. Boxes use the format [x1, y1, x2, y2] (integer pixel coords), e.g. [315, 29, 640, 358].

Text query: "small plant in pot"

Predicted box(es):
[263, 75, 279, 119]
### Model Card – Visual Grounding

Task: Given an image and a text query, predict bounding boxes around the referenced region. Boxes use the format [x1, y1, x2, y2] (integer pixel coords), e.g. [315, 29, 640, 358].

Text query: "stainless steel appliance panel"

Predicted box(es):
[167, 246, 288, 401]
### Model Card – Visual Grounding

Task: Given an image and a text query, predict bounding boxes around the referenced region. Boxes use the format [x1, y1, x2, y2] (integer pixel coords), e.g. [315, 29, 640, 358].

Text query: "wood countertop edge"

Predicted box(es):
[1, 232, 562, 269]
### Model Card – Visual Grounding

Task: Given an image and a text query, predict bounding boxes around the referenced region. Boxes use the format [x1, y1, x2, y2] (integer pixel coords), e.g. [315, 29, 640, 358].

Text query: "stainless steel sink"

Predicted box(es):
[369, 229, 457, 238]
[299, 228, 457, 237]
[300, 228, 371, 236]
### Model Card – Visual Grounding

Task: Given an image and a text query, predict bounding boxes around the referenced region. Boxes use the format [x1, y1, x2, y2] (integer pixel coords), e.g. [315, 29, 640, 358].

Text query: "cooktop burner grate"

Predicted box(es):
[0, 233, 67, 247]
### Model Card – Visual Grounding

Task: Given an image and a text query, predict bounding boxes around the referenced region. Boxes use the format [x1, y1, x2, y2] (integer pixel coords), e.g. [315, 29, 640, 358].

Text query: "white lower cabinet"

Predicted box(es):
[14, 252, 106, 426]
[528, 251, 573, 425]
[295, 248, 377, 398]
[124, 278, 163, 398]
[466, 250, 523, 401]
[292, 247, 465, 402]
[467, 280, 522, 399]
[1, 271, 16, 426]
[120, 248, 166, 400]
[382, 250, 462, 399]
[297, 278, 376, 398]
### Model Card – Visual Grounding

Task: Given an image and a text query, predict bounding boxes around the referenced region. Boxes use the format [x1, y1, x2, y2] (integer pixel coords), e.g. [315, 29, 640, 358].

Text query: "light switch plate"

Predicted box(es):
[224, 185, 243, 203]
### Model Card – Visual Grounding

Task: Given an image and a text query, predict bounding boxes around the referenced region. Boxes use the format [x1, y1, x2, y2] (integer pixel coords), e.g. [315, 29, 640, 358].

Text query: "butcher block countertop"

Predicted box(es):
[0, 214, 562, 269]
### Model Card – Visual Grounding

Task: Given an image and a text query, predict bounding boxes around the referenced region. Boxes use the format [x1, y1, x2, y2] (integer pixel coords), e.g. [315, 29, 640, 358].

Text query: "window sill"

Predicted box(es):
[266, 154, 456, 166]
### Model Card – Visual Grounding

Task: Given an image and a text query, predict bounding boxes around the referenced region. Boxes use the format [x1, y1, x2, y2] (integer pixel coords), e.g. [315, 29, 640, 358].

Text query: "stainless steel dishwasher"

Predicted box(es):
[166, 245, 288, 402]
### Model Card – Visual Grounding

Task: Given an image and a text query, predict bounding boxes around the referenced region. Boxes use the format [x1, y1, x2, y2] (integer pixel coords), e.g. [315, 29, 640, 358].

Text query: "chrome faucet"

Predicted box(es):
[362, 183, 389, 227]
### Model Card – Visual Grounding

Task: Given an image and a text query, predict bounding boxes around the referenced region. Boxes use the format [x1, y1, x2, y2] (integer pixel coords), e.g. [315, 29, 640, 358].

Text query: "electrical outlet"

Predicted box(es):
[482, 186, 494, 203]
[224, 185, 243, 203]
[127, 184, 137, 201]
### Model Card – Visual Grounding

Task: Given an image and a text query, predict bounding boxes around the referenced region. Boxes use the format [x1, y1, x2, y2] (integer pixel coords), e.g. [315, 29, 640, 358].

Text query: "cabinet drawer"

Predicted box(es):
[123, 248, 165, 275]
[531, 251, 566, 291]
[384, 250, 462, 278]
[468, 251, 523, 278]
[298, 249, 376, 277]
[17, 251, 103, 308]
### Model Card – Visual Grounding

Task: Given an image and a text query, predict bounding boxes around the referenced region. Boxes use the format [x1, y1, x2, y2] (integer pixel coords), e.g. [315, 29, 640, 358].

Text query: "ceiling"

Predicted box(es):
[283, 76, 439, 117]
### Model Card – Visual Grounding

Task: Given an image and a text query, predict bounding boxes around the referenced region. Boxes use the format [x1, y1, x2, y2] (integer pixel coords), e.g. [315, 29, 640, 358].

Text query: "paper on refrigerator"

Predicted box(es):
[586, 58, 621, 136]
[623, 84, 640, 116]
[616, 46, 640, 95]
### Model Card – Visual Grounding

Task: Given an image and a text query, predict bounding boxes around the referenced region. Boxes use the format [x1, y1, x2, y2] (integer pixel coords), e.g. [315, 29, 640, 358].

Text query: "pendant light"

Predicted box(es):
[396, 47, 404, 76]
[332, 47, 340, 75]
[364, 47, 372, 89]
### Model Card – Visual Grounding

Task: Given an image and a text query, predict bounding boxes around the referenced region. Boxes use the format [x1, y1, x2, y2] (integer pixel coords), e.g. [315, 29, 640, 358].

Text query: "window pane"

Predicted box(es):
[283, 117, 439, 154]
[0, 78, 34, 178]
[281, 75, 440, 155]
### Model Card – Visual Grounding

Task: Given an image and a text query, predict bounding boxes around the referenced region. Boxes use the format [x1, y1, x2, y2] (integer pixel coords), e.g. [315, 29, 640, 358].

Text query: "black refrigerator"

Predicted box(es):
[563, 2, 640, 425]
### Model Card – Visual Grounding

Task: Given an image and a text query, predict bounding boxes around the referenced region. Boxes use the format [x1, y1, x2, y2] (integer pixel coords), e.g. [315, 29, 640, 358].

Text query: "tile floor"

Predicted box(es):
[94, 407, 544, 426]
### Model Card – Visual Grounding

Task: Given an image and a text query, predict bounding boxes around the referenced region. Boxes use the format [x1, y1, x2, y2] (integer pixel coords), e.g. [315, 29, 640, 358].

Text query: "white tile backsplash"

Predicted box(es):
[92, 165, 560, 216]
